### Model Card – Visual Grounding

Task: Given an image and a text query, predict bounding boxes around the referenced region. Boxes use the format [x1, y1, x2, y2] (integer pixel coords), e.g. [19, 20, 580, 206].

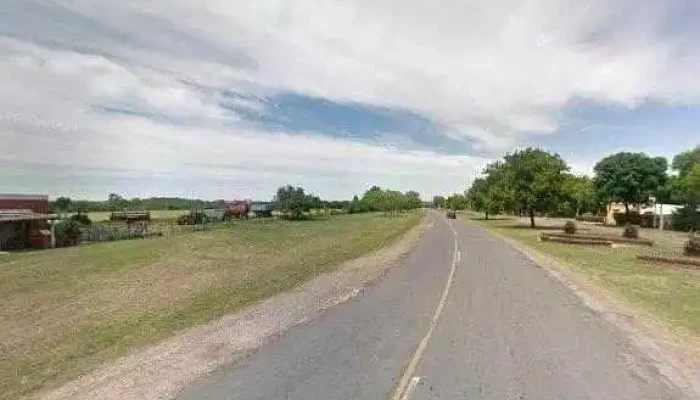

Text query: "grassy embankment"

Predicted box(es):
[0, 212, 422, 399]
[466, 213, 700, 341]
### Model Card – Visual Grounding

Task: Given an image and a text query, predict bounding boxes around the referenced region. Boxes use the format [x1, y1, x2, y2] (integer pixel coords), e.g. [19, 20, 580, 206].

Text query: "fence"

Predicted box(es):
[80, 218, 230, 244]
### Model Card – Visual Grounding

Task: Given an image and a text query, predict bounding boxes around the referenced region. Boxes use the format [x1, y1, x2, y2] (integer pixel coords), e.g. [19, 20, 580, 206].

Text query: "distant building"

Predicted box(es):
[0, 194, 53, 250]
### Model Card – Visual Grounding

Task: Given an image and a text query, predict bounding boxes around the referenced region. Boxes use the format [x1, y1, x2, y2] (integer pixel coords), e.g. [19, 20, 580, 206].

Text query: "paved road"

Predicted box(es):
[178, 212, 690, 400]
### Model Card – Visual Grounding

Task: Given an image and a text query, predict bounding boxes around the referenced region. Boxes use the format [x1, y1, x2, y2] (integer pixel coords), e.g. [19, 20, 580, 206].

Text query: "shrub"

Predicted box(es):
[622, 224, 639, 239]
[672, 206, 700, 232]
[70, 212, 92, 226]
[685, 232, 700, 257]
[54, 219, 83, 247]
[563, 221, 577, 234]
[176, 212, 208, 225]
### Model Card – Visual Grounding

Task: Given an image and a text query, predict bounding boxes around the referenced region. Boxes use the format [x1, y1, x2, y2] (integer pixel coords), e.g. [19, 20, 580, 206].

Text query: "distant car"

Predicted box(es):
[446, 211, 456, 219]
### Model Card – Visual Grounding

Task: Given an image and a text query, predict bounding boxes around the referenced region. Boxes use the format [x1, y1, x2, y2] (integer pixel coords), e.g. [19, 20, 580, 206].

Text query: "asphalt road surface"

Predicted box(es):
[177, 212, 691, 400]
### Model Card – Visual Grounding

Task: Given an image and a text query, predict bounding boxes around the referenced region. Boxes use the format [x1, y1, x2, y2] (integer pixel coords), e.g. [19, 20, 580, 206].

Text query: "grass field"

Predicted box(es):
[0, 212, 422, 399]
[78, 209, 189, 222]
[467, 214, 700, 341]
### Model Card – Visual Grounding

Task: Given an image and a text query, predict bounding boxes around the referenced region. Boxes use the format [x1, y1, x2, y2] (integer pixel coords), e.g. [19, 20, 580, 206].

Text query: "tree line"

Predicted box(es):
[51, 185, 425, 220]
[272, 185, 423, 219]
[465, 146, 700, 230]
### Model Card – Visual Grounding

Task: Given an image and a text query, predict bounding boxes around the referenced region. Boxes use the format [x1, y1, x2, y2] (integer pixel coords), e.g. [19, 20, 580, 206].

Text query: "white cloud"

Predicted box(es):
[1, 0, 699, 198]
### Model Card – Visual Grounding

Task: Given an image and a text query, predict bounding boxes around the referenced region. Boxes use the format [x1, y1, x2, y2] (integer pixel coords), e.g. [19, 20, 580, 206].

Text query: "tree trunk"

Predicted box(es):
[529, 208, 536, 228]
[624, 203, 630, 218]
[485, 211, 489, 220]
[575, 206, 580, 219]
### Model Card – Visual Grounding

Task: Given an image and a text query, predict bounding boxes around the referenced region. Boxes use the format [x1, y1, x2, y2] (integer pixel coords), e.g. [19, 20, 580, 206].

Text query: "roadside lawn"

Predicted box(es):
[467, 214, 700, 343]
[0, 212, 422, 399]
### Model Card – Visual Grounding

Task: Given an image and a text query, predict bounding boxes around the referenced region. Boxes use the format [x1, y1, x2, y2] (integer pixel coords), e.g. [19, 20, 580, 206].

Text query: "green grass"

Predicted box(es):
[0, 212, 422, 399]
[467, 215, 700, 340]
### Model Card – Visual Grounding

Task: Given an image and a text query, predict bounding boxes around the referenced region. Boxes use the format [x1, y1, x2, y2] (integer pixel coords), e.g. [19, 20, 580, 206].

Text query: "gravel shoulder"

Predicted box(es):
[33, 215, 430, 400]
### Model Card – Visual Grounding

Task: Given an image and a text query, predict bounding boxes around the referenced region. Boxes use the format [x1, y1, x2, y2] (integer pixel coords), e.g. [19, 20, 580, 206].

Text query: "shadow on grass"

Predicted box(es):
[469, 217, 516, 221]
[501, 224, 591, 231]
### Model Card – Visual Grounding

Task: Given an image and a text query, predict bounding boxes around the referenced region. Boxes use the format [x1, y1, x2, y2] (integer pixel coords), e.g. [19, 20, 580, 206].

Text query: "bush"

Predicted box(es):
[622, 224, 639, 239]
[563, 221, 577, 234]
[54, 219, 83, 247]
[70, 213, 92, 226]
[176, 212, 208, 225]
[672, 206, 700, 232]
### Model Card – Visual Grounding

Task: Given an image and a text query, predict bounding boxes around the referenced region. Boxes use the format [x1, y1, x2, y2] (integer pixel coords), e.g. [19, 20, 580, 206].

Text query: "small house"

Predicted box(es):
[0, 194, 53, 250]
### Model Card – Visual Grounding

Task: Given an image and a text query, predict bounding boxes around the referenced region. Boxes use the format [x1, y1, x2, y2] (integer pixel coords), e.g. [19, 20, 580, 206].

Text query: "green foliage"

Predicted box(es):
[69, 213, 92, 226]
[593, 152, 668, 213]
[563, 221, 577, 234]
[176, 212, 208, 225]
[503, 148, 569, 227]
[672, 206, 700, 232]
[359, 186, 422, 214]
[53, 196, 72, 212]
[445, 193, 468, 211]
[432, 196, 446, 209]
[561, 174, 597, 217]
[273, 185, 322, 220]
[54, 219, 83, 247]
[672, 146, 700, 178]
[622, 224, 639, 239]
[673, 164, 700, 206]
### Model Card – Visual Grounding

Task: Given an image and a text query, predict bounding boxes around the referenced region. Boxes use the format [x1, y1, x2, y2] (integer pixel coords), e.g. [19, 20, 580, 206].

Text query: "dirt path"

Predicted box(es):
[34, 217, 431, 400]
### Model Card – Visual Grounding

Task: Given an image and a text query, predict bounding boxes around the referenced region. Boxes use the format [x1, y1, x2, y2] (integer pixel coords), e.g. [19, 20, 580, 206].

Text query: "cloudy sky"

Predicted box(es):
[1, 0, 699, 200]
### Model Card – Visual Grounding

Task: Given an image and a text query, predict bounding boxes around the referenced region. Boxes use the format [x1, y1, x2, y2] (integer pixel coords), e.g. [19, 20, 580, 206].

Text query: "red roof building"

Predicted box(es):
[0, 194, 53, 250]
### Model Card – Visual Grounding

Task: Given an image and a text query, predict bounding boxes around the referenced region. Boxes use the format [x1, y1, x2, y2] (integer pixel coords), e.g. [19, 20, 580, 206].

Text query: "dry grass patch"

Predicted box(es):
[0, 212, 421, 400]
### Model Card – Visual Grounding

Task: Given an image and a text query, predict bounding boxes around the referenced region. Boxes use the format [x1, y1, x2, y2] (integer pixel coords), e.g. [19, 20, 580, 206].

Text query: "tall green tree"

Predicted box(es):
[432, 195, 446, 209]
[467, 178, 500, 219]
[672, 146, 700, 178]
[273, 185, 318, 219]
[503, 148, 569, 228]
[53, 196, 72, 213]
[593, 152, 668, 217]
[562, 175, 595, 217]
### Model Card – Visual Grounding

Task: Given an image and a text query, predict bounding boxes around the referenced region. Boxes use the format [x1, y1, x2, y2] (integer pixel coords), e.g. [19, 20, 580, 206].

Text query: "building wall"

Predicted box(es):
[0, 194, 49, 213]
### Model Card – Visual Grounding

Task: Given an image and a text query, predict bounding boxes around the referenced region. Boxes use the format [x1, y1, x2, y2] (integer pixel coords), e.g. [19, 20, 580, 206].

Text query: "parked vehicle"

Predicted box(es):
[446, 211, 457, 219]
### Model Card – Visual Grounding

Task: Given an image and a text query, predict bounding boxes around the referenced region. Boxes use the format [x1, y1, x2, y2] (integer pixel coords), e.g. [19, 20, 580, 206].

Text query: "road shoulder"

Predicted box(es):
[464, 218, 700, 399]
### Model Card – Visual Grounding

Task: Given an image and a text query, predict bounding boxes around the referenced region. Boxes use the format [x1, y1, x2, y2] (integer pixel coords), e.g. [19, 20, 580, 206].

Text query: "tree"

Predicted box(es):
[672, 146, 700, 178]
[445, 193, 468, 211]
[54, 196, 72, 213]
[273, 185, 318, 220]
[467, 178, 499, 219]
[404, 191, 422, 210]
[503, 148, 569, 228]
[432, 196, 446, 209]
[561, 175, 595, 218]
[593, 152, 668, 217]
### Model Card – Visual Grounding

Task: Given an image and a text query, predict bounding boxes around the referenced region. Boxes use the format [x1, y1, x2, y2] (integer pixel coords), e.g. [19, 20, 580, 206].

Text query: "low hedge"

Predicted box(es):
[540, 235, 612, 246]
[637, 255, 700, 268]
[541, 232, 654, 246]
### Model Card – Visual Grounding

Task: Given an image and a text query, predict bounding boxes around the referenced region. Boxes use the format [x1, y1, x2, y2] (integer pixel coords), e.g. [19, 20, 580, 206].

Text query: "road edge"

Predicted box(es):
[463, 217, 700, 399]
[35, 213, 431, 400]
